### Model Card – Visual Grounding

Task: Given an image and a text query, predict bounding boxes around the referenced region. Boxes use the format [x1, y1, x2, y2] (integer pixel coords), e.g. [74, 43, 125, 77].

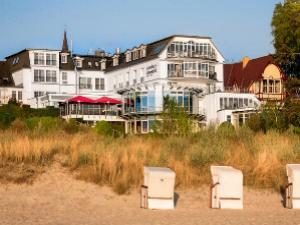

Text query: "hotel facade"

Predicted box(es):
[0, 33, 260, 133]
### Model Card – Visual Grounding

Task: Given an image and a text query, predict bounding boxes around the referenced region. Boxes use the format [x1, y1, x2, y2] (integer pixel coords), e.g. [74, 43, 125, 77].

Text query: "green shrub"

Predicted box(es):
[155, 96, 193, 137]
[94, 121, 124, 137]
[95, 121, 114, 136]
[217, 121, 236, 138]
[63, 119, 80, 134]
[247, 113, 263, 132]
[26, 117, 61, 133]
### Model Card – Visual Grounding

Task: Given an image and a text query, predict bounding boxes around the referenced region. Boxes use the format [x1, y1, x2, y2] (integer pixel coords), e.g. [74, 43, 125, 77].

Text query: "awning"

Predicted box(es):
[94, 96, 122, 104]
[66, 96, 95, 103]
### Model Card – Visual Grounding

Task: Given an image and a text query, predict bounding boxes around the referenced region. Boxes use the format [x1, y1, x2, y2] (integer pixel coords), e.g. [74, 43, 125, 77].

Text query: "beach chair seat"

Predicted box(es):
[141, 167, 176, 210]
[210, 166, 243, 209]
[286, 164, 300, 209]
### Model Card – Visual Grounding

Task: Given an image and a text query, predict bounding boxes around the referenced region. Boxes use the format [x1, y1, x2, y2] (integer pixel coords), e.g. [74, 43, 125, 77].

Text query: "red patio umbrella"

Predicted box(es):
[95, 96, 122, 104]
[66, 96, 95, 104]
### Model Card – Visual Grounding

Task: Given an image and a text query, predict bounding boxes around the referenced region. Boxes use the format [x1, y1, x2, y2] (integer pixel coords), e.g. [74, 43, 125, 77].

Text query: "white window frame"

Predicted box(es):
[62, 72, 68, 84]
[79, 77, 92, 89]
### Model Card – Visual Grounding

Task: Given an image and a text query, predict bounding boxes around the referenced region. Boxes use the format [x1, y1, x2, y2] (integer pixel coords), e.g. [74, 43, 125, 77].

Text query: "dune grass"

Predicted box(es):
[0, 126, 299, 194]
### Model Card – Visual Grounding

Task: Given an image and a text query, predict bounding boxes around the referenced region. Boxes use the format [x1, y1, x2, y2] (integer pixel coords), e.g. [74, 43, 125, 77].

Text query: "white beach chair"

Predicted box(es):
[141, 167, 176, 210]
[286, 164, 300, 209]
[210, 166, 243, 209]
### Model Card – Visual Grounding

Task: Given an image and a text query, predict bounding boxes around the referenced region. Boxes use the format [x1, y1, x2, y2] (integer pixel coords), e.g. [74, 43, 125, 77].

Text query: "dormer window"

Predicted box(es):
[125, 51, 131, 62]
[61, 54, 68, 64]
[140, 45, 147, 58]
[12, 57, 20, 65]
[100, 59, 106, 70]
[132, 48, 139, 60]
[75, 59, 83, 68]
[113, 55, 120, 66]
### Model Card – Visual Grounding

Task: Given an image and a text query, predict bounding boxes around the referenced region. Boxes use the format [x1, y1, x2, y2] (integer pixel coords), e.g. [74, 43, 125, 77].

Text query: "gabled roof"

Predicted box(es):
[224, 55, 276, 89]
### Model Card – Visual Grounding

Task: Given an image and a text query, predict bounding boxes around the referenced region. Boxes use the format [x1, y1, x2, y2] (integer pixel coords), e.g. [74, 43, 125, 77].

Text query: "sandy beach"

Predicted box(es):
[0, 162, 299, 225]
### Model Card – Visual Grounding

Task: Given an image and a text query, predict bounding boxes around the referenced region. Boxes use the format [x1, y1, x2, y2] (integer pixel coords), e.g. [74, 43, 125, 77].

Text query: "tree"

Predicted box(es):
[154, 96, 193, 136]
[271, 0, 300, 78]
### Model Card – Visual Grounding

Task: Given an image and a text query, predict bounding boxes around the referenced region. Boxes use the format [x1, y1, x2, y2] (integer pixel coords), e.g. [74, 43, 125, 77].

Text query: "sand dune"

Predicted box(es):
[0, 163, 299, 225]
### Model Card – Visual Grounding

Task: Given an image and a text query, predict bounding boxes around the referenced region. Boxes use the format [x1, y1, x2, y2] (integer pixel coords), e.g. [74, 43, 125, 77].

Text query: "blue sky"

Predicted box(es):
[0, 0, 281, 62]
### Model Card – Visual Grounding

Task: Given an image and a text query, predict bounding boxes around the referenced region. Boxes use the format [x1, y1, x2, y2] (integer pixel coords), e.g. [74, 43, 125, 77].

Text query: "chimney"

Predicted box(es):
[115, 48, 121, 54]
[242, 56, 251, 69]
[95, 49, 105, 57]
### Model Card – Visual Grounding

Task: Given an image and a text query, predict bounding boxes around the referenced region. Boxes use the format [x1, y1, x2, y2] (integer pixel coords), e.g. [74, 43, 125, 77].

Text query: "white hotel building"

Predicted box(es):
[0, 32, 260, 133]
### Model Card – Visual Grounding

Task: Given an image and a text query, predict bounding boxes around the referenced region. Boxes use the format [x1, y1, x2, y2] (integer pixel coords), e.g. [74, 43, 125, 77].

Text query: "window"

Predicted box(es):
[34, 91, 44, 98]
[140, 77, 144, 83]
[79, 77, 92, 89]
[239, 98, 243, 108]
[244, 98, 248, 107]
[227, 115, 231, 123]
[132, 50, 139, 60]
[142, 121, 148, 133]
[199, 63, 209, 77]
[263, 80, 268, 93]
[75, 59, 83, 68]
[95, 78, 105, 90]
[141, 47, 146, 58]
[275, 80, 280, 93]
[18, 91, 22, 101]
[95, 62, 99, 67]
[62, 72, 68, 84]
[61, 55, 68, 64]
[101, 60, 106, 70]
[113, 56, 119, 66]
[168, 64, 182, 77]
[46, 54, 56, 66]
[88, 62, 92, 68]
[12, 57, 20, 65]
[183, 62, 197, 77]
[220, 98, 224, 109]
[209, 65, 216, 79]
[11, 91, 16, 99]
[126, 52, 131, 62]
[269, 80, 274, 93]
[46, 70, 57, 83]
[34, 53, 44, 65]
[34, 70, 45, 82]
[167, 42, 215, 58]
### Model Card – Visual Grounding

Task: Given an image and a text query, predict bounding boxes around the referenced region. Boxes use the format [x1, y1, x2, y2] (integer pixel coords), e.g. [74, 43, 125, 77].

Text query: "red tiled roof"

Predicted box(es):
[224, 55, 276, 89]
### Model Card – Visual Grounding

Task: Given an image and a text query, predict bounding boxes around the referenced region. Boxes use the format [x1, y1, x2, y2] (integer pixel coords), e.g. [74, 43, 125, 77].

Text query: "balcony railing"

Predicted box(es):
[167, 51, 217, 60]
[168, 71, 217, 80]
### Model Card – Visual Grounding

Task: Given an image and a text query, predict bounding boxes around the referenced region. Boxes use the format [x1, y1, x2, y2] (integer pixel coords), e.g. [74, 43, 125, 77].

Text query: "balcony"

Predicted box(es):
[167, 51, 217, 60]
[168, 71, 217, 80]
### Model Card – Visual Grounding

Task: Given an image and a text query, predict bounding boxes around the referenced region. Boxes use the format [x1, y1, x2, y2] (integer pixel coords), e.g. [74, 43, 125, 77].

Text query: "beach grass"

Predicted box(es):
[0, 126, 299, 194]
